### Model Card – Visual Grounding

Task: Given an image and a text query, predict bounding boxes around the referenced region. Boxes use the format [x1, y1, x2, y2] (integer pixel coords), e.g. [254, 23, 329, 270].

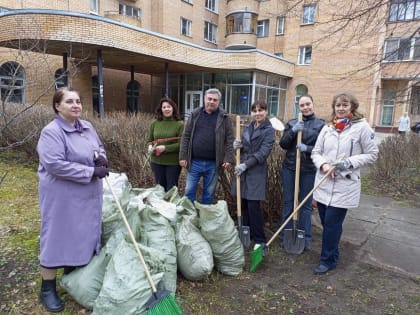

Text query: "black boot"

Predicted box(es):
[39, 278, 64, 313]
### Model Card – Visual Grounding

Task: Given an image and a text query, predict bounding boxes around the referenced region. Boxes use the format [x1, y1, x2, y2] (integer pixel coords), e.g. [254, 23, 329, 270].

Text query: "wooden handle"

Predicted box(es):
[104, 176, 158, 293]
[293, 113, 303, 221]
[236, 115, 241, 218]
[267, 166, 336, 246]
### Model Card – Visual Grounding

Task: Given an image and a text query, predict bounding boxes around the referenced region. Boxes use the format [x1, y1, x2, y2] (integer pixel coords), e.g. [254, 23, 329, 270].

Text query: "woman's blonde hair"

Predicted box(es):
[330, 92, 364, 121]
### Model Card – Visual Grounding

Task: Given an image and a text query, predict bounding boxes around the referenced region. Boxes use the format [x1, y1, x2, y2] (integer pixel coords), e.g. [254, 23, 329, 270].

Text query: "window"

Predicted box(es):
[384, 37, 420, 61]
[0, 62, 25, 103]
[119, 4, 141, 19]
[410, 85, 420, 115]
[302, 4, 316, 25]
[205, 0, 218, 13]
[54, 68, 67, 89]
[257, 20, 269, 37]
[389, 0, 420, 21]
[204, 21, 217, 43]
[226, 12, 257, 34]
[381, 89, 396, 125]
[181, 18, 192, 36]
[90, 0, 99, 13]
[276, 16, 285, 35]
[298, 46, 312, 65]
[274, 52, 284, 58]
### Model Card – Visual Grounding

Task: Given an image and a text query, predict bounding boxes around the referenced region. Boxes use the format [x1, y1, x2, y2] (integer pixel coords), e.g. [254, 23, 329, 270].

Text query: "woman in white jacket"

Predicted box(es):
[311, 92, 378, 274]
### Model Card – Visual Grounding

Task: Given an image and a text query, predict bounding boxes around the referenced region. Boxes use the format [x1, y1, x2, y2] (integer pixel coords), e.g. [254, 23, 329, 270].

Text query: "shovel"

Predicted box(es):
[235, 115, 251, 249]
[284, 113, 305, 254]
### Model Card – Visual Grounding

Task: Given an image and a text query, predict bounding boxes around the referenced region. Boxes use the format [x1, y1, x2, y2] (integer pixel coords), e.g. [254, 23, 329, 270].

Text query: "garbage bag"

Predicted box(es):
[197, 200, 244, 276]
[60, 249, 111, 309]
[139, 206, 177, 294]
[176, 213, 214, 280]
[92, 239, 165, 315]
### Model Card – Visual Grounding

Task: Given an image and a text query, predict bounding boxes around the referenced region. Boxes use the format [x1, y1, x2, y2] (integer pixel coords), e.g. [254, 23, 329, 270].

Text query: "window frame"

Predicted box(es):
[384, 36, 420, 61]
[389, 0, 420, 22]
[205, 0, 218, 13]
[298, 46, 312, 65]
[204, 21, 217, 43]
[276, 16, 285, 35]
[181, 17, 192, 37]
[302, 3, 316, 25]
[0, 61, 25, 103]
[257, 19, 269, 37]
[119, 3, 141, 19]
[90, 0, 99, 14]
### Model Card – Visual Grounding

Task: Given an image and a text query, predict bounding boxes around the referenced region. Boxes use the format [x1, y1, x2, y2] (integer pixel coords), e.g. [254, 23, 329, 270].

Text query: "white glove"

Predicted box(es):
[234, 163, 247, 176]
[147, 144, 154, 154]
[233, 140, 243, 150]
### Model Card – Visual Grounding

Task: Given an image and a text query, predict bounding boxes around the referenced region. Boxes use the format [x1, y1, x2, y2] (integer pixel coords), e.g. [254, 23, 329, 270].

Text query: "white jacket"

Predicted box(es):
[311, 118, 378, 209]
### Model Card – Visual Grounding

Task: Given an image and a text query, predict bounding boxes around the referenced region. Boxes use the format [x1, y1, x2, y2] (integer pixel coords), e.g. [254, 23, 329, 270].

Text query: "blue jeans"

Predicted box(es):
[280, 165, 315, 248]
[184, 160, 218, 204]
[317, 202, 348, 268]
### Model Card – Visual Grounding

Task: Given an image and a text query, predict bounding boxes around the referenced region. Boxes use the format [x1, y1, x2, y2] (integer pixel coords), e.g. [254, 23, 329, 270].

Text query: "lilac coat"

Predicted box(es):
[37, 115, 106, 267]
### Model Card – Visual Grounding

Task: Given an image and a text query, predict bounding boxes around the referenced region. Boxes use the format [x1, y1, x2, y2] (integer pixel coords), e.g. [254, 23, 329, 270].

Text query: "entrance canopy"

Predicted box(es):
[0, 9, 295, 76]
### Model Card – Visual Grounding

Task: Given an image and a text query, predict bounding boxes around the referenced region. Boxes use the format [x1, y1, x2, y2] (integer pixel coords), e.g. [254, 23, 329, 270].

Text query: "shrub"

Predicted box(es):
[0, 105, 285, 226]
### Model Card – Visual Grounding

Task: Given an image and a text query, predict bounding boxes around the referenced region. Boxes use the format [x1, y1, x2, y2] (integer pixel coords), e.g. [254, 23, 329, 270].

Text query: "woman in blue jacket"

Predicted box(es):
[279, 95, 325, 251]
[232, 100, 275, 248]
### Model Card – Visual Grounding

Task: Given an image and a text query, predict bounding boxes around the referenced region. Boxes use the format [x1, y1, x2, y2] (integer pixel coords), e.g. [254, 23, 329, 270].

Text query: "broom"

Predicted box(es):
[102, 173, 182, 314]
[250, 166, 337, 272]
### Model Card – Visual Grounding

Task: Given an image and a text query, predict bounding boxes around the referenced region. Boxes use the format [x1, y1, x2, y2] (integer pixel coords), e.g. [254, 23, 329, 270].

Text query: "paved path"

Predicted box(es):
[314, 194, 420, 277]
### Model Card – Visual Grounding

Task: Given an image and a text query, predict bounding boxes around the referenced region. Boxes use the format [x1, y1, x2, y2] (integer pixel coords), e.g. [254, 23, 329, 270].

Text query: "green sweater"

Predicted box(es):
[147, 117, 184, 165]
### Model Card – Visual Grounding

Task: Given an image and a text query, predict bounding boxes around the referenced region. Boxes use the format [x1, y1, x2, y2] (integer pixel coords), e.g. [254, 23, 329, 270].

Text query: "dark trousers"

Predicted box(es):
[151, 162, 181, 192]
[242, 198, 266, 244]
[281, 165, 316, 247]
[317, 202, 348, 268]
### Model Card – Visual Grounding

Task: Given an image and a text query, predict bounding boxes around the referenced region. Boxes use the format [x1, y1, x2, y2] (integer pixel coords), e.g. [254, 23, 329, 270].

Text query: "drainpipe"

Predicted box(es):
[97, 49, 104, 118]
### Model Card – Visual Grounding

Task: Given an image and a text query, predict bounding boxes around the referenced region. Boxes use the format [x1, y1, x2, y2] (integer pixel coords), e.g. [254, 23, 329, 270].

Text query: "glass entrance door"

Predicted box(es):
[185, 91, 202, 119]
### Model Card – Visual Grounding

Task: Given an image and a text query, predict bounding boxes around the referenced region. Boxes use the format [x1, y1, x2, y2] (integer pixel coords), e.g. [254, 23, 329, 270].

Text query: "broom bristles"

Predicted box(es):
[249, 245, 264, 272]
[147, 291, 183, 315]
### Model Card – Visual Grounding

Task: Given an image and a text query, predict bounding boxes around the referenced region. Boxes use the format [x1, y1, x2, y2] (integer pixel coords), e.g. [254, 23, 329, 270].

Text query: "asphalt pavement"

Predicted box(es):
[312, 132, 420, 278]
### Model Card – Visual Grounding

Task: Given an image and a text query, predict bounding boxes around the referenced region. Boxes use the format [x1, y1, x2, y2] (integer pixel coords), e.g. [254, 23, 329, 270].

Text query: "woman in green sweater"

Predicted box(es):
[147, 97, 184, 191]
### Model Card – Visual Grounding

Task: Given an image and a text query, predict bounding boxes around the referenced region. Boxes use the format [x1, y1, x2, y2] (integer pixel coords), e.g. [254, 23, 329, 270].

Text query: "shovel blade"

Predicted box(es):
[237, 225, 251, 249]
[283, 228, 305, 255]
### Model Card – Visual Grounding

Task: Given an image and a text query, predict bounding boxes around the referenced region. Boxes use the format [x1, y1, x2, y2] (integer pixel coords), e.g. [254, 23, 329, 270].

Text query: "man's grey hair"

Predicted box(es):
[205, 88, 222, 99]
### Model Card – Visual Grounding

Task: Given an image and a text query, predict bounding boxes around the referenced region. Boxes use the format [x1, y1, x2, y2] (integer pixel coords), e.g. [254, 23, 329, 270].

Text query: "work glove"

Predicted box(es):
[296, 143, 308, 152]
[233, 140, 243, 150]
[333, 159, 352, 171]
[291, 120, 304, 133]
[147, 144, 154, 154]
[94, 155, 108, 168]
[93, 166, 109, 179]
[234, 163, 247, 176]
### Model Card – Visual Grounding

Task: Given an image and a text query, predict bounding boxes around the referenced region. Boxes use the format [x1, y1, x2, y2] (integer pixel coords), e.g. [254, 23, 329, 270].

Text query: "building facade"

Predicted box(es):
[0, 0, 418, 129]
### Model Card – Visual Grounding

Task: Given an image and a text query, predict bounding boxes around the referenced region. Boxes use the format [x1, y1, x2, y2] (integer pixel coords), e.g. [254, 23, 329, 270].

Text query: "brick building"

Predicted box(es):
[0, 0, 418, 130]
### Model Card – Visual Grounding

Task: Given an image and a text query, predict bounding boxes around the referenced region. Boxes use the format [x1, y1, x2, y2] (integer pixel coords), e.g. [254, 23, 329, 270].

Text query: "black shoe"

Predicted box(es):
[313, 264, 335, 275]
[39, 278, 64, 313]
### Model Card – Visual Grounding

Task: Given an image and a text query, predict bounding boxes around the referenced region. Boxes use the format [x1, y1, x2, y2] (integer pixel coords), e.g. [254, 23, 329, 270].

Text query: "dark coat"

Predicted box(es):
[232, 119, 275, 200]
[179, 107, 235, 171]
[280, 113, 325, 173]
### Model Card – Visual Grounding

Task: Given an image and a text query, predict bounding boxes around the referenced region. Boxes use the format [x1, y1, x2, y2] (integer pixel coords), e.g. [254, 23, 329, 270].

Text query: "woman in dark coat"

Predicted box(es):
[233, 100, 275, 248]
[37, 87, 108, 312]
[279, 94, 325, 251]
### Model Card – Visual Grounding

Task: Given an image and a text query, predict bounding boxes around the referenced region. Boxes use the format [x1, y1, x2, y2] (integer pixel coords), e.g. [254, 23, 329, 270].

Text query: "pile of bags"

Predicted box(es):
[60, 172, 245, 314]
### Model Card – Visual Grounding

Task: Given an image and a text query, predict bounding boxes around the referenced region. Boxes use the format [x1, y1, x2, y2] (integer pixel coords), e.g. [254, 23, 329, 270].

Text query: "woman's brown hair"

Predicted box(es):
[52, 87, 80, 114]
[155, 97, 181, 121]
[330, 92, 364, 121]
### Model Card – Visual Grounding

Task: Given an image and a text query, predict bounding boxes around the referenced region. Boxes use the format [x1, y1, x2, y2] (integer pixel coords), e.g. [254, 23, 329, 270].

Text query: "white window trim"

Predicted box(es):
[204, 21, 217, 43]
[276, 16, 285, 35]
[384, 36, 420, 61]
[181, 18, 192, 37]
[298, 46, 312, 65]
[90, 0, 99, 14]
[205, 0, 219, 13]
[257, 20, 269, 37]
[302, 4, 316, 25]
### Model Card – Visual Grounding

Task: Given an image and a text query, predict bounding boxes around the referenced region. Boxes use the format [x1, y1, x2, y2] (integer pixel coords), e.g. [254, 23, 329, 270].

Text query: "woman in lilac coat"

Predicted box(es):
[37, 87, 108, 312]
